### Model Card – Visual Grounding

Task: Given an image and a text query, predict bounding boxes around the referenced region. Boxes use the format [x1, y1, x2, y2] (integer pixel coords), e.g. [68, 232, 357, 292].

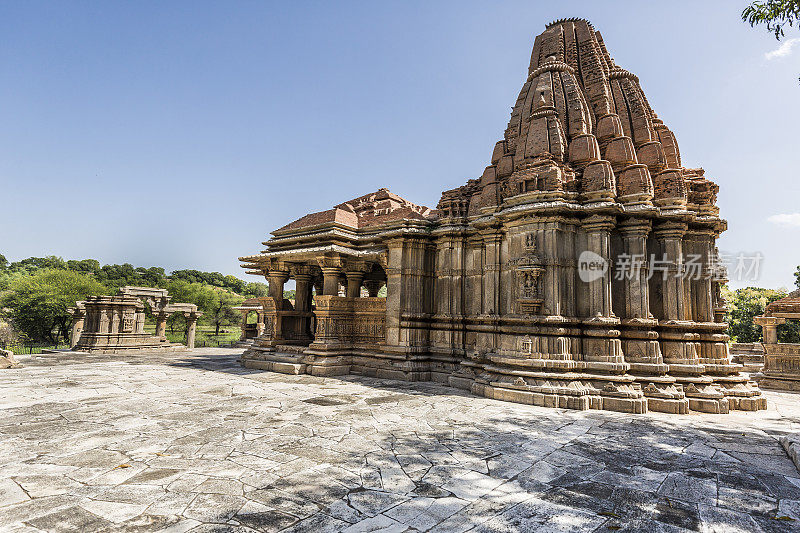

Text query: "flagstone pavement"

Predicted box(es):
[2, 348, 800, 532]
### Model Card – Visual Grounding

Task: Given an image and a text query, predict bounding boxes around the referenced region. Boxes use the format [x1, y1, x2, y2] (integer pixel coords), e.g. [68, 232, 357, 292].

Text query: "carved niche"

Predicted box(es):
[121, 311, 136, 333]
[508, 233, 545, 315]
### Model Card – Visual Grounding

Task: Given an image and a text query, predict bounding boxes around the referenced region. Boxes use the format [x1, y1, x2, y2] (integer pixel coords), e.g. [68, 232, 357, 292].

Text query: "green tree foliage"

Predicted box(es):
[207, 290, 245, 336]
[726, 286, 800, 343]
[2, 270, 107, 343]
[163, 280, 244, 336]
[743, 0, 800, 39]
[794, 265, 800, 289]
[0, 254, 7, 271]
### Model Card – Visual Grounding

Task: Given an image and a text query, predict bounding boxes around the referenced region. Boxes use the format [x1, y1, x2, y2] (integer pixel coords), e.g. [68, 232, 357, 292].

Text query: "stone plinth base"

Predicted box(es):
[755, 343, 800, 392]
[241, 343, 767, 415]
[754, 374, 800, 392]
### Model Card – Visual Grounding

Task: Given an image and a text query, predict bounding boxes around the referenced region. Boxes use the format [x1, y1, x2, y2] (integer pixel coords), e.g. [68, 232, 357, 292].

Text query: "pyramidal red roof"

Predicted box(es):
[276, 188, 432, 232]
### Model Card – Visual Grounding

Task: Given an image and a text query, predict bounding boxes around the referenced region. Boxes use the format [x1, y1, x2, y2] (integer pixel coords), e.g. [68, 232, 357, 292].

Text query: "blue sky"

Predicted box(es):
[1, 1, 798, 289]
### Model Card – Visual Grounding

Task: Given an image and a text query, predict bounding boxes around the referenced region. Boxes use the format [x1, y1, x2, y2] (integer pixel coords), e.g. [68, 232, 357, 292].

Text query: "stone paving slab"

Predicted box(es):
[2, 348, 800, 532]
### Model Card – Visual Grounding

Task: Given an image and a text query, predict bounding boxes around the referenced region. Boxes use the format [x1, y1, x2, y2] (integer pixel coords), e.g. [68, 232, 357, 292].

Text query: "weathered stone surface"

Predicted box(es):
[781, 433, 800, 476]
[0, 348, 21, 369]
[1, 348, 798, 531]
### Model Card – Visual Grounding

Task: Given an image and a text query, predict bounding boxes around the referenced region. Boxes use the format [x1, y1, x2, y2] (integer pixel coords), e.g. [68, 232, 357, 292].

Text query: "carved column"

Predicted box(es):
[652, 222, 703, 373]
[617, 219, 667, 375]
[293, 270, 313, 311]
[318, 256, 344, 296]
[755, 316, 785, 345]
[185, 312, 200, 349]
[292, 265, 315, 343]
[321, 268, 342, 296]
[239, 310, 249, 340]
[313, 277, 324, 297]
[345, 261, 369, 298]
[256, 310, 265, 336]
[267, 269, 290, 300]
[155, 312, 168, 338]
[581, 215, 615, 319]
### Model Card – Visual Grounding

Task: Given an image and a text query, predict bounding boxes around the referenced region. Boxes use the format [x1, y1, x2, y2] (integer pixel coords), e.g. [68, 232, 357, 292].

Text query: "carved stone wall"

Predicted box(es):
[313, 296, 386, 347]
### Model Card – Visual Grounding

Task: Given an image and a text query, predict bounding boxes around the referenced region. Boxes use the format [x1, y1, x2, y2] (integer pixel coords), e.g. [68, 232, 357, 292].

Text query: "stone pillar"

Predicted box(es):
[256, 310, 265, 336]
[155, 312, 168, 338]
[364, 280, 384, 297]
[618, 220, 652, 319]
[755, 316, 785, 344]
[313, 277, 324, 297]
[268, 270, 290, 300]
[293, 267, 315, 342]
[581, 215, 615, 318]
[69, 306, 86, 348]
[616, 219, 668, 379]
[294, 273, 313, 311]
[185, 313, 200, 349]
[321, 268, 341, 296]
[345, 270, 366, 298]
[239, 310, 249, 340]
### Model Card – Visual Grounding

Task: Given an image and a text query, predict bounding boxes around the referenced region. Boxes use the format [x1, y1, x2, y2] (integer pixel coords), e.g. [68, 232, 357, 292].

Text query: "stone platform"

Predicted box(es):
[2, 348, 800, 532]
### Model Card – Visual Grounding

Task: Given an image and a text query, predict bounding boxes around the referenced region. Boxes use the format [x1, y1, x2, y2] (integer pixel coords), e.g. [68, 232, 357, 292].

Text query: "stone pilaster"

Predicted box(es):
[581, 215, 615, 319]
[617, 220, 652, 320]
[652, 222, 688, 322]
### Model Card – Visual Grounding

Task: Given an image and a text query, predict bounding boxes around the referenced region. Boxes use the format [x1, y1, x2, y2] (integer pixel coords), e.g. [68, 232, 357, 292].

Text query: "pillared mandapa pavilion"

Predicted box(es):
[239, 18, 765, 415]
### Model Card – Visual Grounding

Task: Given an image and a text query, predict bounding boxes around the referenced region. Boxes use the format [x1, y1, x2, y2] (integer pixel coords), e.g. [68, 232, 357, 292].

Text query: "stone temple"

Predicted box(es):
[240, 18, 765, 414]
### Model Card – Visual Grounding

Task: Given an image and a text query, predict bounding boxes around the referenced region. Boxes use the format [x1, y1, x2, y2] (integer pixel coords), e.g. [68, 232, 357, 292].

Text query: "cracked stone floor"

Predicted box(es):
[2, 349, 800, 532]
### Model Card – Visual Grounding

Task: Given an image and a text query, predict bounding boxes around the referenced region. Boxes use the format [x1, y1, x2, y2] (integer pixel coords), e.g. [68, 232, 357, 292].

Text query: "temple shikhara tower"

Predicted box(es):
[240, 18, 765, 414]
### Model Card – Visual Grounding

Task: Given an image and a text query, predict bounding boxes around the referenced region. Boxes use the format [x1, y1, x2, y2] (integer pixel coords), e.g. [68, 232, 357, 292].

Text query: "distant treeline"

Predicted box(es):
[0, 253, 269, 344]
[0, 254, 267, 297]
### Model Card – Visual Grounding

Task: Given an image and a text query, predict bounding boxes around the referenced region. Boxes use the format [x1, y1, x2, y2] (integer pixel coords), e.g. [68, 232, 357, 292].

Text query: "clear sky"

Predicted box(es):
[2, 1, 798, 290]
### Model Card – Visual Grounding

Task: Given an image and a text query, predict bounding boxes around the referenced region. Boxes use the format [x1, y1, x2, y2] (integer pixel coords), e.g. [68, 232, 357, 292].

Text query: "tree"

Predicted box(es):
[164, 280, 243, 337]
[725, 286, 798, 343]
[795, 265, 800, 289]
[2, 269, 107, 343]
[66, 259, 100, 275]
[9, 256, 67, 273]
[743, 0, 800, 39]
[207, 290, 244, 336]
[0, 254, 7, 271]
[743, 0, 800, 81]
[243, 282, 268, 298]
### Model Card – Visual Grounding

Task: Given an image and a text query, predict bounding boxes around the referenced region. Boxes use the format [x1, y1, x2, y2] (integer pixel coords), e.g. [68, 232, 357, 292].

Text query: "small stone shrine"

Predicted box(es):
[69, 286, 202, 353]
[755, 289, 800, 391]
[238, 18, 765, 414]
